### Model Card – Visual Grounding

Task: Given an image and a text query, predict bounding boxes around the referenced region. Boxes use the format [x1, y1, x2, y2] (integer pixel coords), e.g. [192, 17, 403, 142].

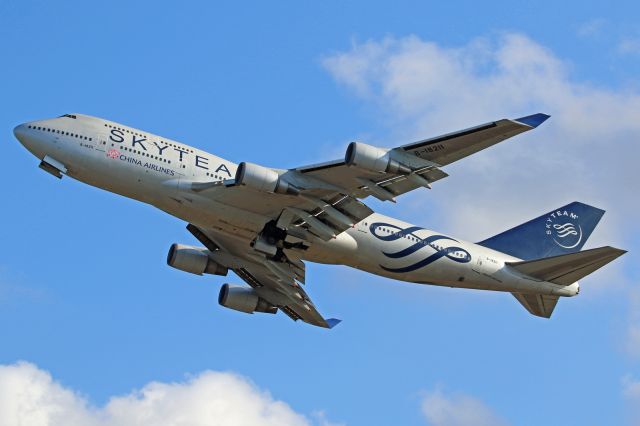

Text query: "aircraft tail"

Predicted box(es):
[478, 201, 605, 260]
[479, 202, 626, 318]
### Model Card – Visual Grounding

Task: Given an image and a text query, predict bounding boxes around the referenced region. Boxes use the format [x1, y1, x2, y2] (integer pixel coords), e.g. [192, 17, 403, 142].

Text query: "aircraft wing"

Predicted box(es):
[183, 114, 549, 244]
[296, 113, 550, 202]
[188, 224, 340, 328]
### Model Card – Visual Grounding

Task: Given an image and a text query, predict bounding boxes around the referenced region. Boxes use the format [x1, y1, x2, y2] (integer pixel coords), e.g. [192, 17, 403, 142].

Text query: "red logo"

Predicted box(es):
[106, 149, 120, 159]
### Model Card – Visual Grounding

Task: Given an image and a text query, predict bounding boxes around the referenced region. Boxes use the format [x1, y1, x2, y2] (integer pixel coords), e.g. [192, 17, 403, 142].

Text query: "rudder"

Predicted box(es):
[478, 202, 605, 260]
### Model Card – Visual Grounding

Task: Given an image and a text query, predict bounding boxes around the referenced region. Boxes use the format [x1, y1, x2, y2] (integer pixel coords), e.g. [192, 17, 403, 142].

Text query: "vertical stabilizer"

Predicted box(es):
[478, 202, 605, 260]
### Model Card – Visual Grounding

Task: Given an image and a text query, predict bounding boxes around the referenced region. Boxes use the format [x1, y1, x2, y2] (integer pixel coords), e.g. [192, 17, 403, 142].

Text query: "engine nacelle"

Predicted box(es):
[345, 142, 411, 174]
[235, 162, 299, 195]
[218, 284, 278, 314]
[166, 244, 228, 276]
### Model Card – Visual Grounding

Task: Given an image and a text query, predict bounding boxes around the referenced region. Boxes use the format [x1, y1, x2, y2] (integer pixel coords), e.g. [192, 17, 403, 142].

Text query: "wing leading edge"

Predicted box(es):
[296, 113, 550, 200]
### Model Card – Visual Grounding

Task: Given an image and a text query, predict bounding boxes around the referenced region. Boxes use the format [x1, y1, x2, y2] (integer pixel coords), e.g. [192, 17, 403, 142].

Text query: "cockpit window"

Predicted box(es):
[59, 114, 77, 119]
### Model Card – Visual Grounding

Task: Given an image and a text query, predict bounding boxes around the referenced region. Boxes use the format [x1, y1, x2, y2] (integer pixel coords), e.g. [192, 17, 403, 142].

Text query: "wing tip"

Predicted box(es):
[608, 247, 628, 257]
[514, 113, 551, 128]
[325, 318, 342, 329]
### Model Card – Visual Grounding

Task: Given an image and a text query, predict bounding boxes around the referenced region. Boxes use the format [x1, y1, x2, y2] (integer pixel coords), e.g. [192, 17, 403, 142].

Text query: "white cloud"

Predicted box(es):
[0, 268, 47, 306]
[576, 19, 607, 38]
[0, 361, 323, 426]
[626, 323, 640, 358]
[617, 38, 640, 55]
[622, 375, 640, 424]
[624, 289, 640, 358]
[421, 390, 509, 426]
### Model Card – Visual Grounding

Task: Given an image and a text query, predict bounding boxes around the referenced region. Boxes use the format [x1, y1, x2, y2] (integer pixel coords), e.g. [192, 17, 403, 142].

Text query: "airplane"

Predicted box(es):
[13, 113, 626, 328]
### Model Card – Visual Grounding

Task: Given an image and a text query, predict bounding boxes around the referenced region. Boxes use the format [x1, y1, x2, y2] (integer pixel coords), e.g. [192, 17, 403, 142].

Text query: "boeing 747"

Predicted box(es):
[13, 113, 625, 328]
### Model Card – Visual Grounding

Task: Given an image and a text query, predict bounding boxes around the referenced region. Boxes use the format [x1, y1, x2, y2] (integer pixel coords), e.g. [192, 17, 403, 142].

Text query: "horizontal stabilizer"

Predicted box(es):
[507, 246, 626, 285]
[512, 293, 559, 318]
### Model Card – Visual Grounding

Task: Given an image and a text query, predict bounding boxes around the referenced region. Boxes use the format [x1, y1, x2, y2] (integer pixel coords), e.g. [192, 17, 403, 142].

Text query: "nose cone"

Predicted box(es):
[13, 122, 46, 158]
[13, 124, 28, 144]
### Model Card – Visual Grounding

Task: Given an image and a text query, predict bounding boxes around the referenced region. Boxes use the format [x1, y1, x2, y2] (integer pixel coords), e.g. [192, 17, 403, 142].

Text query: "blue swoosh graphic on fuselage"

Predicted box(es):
[369, 222, 472, 273]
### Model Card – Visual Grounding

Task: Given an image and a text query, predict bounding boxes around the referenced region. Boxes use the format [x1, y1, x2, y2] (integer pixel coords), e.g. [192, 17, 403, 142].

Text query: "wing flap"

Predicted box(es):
[373, 167, 449, 198]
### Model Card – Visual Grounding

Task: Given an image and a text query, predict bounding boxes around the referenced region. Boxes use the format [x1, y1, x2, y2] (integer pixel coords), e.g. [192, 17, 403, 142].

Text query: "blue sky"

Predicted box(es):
[1, 1, 639, 425]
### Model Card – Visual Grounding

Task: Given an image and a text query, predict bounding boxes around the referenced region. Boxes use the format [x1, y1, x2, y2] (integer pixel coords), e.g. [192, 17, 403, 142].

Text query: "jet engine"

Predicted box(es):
[235, 162, 299, 195]
[345, 142, 411, 174]
[218, 284, 278, 314]
[166, 244, 228, 276]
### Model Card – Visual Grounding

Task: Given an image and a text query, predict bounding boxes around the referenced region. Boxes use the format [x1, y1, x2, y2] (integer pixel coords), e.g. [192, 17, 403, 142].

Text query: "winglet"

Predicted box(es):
[514, 113, 550, 128]
[325, 318, 342, 329]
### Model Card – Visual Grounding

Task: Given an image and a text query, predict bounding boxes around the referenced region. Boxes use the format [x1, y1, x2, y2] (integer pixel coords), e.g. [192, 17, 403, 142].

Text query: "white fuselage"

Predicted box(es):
[13, 114, 579, 298]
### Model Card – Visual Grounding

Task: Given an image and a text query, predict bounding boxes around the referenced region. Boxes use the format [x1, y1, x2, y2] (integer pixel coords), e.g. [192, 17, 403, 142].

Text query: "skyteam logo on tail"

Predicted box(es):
[370, 222, 471, 273]
[545, 209, 583, 249]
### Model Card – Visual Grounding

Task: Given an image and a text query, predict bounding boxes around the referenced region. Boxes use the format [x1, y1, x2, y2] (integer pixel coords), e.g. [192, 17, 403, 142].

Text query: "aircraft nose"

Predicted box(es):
[13, 122, 44, 157]
[13, 123, 28, 143]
